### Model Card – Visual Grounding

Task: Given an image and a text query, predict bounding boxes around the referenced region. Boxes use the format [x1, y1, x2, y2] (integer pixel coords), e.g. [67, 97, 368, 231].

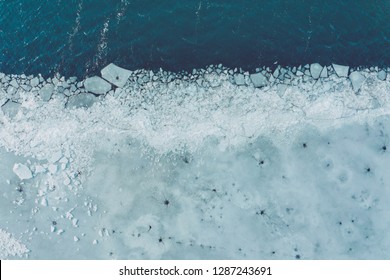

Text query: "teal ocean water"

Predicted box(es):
[0, 0, 389, 78]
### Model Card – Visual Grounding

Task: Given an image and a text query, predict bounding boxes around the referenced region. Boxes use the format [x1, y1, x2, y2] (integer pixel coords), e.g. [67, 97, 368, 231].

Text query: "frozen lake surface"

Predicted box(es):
[1, 64, 390, 259]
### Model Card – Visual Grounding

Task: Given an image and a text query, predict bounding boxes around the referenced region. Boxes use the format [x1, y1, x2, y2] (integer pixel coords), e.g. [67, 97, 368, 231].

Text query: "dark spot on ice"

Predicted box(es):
[116, 76, 119, 80]
[256, 209, 266, 216]
[109, 252, 113, 256]
[212, 188, 217, 193]
[272, 251, 276, 255]
[382, 146, 387, 151]
[351, 219, 355, 223]
[338, 221, 342, 225]
[302, 143, 307, 148]
[158, 238, 163, 243]
[183, 156, 189, 163]
[365, 167, 371, 173]
[52, 221, 57, 226]
[164, 199, 170, 206]
[295, 254, 301, 259]
[16, 186, 23, 193]
[259, 160, 264, 165]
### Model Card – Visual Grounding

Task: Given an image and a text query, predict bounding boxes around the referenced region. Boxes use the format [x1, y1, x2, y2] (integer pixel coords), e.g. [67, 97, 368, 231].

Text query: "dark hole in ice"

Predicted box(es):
[116, 76, 119, 80]
[259, 160, 264, 165]
[338, 221, 342, 225]
[256, 209, 266, 216]
[382, 146, 387, 151]
[158, 238, 163, 243]
[295, 254, 301, 259]
[52, 221, 57, 225]
[272, 251, 276, 255]
[302, 143, 307, 148]
[16, 186, 23, 193]
[366, 167, 371, 173]
[164, 199, 170, 206]
[212, 188, 217, 193]
[183, 156, 189, 163]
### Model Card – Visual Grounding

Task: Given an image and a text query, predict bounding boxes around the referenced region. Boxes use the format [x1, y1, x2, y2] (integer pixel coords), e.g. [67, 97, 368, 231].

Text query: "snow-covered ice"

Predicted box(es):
[0, 64, 390, 259]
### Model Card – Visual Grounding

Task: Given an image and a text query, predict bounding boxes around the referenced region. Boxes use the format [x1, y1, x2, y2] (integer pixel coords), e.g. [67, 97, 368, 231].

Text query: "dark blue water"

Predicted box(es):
[1, 0, 389, 78]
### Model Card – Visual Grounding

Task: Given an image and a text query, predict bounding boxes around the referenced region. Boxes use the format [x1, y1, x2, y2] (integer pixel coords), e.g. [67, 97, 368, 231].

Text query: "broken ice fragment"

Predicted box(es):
[48, 164, 58, 174]
[66, 93, 97, 109]
[13, 163, 33, 180]
[310, 63, 323, 79]
[320, 66, 328, 78]
[49, 151, 62, 163]
[332, 64, 349, 77]
[250, 72, 268, 87]
[234, 74, 245, 85]
[377, 70, 387, 81]
[101, 63, 132, 88]
[39, 84, 54, 102]
[1, 100, 21, 118]
[30, 77, 40, 87]
[349, 71, 365, 92]
[84, 76, 111, 95]
[40, 197, 48, 206]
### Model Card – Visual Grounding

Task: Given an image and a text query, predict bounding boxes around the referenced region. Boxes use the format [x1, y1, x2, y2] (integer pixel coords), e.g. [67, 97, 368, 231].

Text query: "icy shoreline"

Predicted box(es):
[1, 63, 389, 170]
[1, 63, 390, 259]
